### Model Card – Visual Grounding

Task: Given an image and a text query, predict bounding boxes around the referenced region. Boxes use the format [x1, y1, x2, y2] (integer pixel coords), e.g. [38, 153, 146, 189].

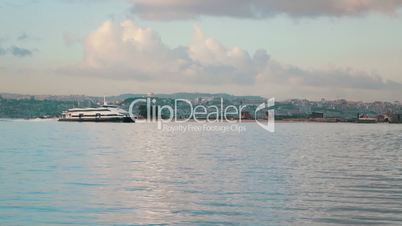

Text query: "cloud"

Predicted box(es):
[16, 33, 41, 42]
[72, 20, 264, 85]
[0, 33, 36, 57]
[130, 0, 402, 20]
[9, 46, 33, 57]
[0, 46, 34, 57]
[17, 33, 29, 41]
[62, 20, 402, 98]
[259, 61, 402, 91]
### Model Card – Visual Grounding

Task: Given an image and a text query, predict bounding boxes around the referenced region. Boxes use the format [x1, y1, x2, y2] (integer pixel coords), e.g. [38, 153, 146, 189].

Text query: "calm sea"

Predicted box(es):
[0, 120, 401, 225]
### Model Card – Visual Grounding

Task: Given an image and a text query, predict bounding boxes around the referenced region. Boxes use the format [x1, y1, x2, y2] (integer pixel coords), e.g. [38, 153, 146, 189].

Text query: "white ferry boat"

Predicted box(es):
[59, 98, 135, 123]
[357, 114, 377, 123]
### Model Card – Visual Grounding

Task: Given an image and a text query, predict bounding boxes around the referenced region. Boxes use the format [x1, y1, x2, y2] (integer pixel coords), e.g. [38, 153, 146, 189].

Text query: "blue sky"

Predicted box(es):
[1, 0, 402, 101]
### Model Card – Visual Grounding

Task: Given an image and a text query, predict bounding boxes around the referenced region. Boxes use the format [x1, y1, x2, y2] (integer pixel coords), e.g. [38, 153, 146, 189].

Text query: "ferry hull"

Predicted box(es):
[58, 117, 134, 123]
[357, 119, 377, 123]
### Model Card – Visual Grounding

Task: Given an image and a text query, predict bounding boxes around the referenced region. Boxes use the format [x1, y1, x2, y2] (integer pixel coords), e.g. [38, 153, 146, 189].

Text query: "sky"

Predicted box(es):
[0, 0, 402, 101]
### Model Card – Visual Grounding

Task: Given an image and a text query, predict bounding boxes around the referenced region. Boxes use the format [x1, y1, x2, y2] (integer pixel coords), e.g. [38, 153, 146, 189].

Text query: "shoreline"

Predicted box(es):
[1, 118, 399, 124]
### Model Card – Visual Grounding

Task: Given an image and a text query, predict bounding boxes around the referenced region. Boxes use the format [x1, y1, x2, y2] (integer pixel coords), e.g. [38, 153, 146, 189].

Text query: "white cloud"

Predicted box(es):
[61, 19, 402, 100]
[130, 0, 402, 20]
[78, 20, 266, 85]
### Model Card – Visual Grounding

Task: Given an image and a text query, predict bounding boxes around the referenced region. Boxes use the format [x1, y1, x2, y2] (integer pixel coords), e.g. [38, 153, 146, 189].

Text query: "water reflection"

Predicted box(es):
[0, 121, 401, 225]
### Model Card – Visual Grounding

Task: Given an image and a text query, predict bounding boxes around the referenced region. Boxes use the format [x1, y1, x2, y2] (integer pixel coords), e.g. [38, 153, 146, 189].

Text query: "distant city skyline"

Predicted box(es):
[1, 0, 402, 101]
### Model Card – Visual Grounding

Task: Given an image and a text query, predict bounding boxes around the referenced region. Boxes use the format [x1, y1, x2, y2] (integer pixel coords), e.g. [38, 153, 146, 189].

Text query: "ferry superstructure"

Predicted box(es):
[357, 114, 377, 123]
[59, 98, 135, 123]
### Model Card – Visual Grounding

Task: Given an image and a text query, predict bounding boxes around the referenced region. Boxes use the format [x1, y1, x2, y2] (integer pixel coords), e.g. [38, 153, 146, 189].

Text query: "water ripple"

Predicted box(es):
[0, 121, 401, 225]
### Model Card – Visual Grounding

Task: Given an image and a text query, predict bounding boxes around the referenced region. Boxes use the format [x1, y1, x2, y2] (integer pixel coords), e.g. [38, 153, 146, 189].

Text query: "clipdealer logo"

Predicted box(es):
[128, 98, 275, 133]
